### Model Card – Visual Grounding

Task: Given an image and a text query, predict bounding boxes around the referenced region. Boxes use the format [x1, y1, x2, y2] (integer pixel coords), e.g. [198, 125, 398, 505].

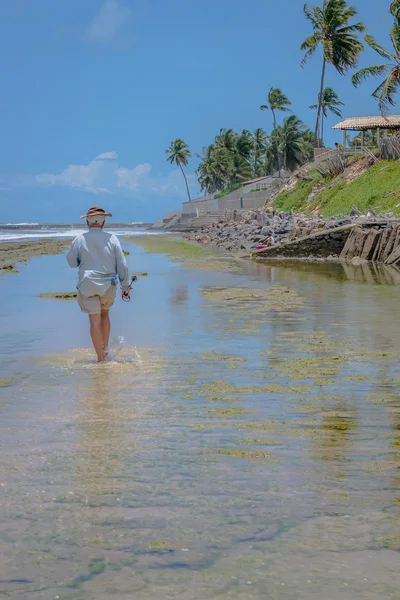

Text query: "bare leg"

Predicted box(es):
[101, 310, 111, 356]
[89, 314, 104, 362]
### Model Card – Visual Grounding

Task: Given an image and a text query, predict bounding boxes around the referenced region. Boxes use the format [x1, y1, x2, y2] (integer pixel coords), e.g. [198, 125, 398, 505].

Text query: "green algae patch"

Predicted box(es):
[88, 558, 106, 576]
[127, 236, 243, 273]
[321, 416, 356, 432]
[272, 356, 346, 381]
[199, 448, 273, 460]
[377, 535, 400, 551]
[38, 292, 78, 300]
[189, 422, 231, 430]
[239, 437, 287, 445]
[0, 377, 15, 387]
[198, 380, 310, 396]
[201, 285, 303, 313]
[200, 351, 248, 364]
[207, 405, 256, 418]
[146, 541, 177, 550]
[239, 420, 315, 437]
[206, 395, 245, 403]
[128, 236, 215, 258]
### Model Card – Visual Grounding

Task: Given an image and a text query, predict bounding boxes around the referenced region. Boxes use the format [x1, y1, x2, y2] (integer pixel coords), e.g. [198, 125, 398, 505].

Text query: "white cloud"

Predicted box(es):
[96, 151, 118, 160]
[37, 152, 118, 194]
[115, 163, 152, 191]
[84, 0, 133, 46]
[36, 152, 193, 199]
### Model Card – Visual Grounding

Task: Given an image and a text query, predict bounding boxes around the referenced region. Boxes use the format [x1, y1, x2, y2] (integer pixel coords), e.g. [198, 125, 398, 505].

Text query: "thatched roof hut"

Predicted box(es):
[333, 116, 400, 132]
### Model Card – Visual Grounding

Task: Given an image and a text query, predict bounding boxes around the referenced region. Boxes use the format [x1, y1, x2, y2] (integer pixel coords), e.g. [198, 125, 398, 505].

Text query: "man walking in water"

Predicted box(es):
[67, 207, 130, 362]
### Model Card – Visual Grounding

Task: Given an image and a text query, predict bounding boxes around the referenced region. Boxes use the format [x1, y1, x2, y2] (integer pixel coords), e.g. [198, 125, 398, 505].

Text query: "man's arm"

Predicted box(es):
[66, 238, 80, 268]
[114, 237, 129, 291]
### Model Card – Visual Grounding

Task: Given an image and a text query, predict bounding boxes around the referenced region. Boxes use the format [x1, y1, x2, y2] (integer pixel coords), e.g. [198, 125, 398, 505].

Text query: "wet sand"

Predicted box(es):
[0, 239, 68, 273]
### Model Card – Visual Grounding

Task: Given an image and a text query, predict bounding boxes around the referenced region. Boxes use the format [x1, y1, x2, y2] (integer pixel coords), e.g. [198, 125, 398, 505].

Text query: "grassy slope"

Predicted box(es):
[273, 160, 400, 217]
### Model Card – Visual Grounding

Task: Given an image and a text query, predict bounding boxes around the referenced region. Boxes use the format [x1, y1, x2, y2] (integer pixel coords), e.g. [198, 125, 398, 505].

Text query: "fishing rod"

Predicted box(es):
[122, 275, 138, 302]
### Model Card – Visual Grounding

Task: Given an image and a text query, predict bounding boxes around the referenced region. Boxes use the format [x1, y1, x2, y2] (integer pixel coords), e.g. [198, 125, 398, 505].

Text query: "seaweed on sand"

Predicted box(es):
[38, 292, 77, 300]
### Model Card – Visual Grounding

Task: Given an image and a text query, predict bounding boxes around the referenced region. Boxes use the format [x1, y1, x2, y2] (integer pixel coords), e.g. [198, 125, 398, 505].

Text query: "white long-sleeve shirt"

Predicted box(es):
[66, 228, 129, 297]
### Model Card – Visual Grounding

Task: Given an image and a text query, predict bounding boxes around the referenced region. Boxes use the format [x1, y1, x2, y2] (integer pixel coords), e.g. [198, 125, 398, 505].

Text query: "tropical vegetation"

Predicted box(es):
[260, 88, 292, 176]
[352, 1, 400, 112]
[301, 0, 365, 146]
[166, 0, 400, 202]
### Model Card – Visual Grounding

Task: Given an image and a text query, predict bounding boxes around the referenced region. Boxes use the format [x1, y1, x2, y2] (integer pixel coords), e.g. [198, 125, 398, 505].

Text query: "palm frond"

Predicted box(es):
[390, 0, 400, 19]
[303, 3, 321, 30]
[365, 35, 395, 60]
[352, 64, 390, 87]
[330, 106, 343, 117]
[301, 34, 320, 65]
[390, 23, 400, 56]
[373, 69, 400, 112]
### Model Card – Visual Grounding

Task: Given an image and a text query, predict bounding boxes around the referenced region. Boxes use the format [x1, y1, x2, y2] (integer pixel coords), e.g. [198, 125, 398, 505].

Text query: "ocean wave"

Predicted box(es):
[1, 222, 40, 226]
[0, 228, 164, 242]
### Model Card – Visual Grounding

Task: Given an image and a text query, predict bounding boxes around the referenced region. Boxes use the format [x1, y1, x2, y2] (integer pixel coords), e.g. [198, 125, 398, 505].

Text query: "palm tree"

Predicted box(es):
[235, 130, 253, 162]
[196, 145, 220, 194]
[260, 88, 292, 177]
[301, 0, 365, 147]
[208, 147, 234, 189]
[352, 2, 400, 112]
[214, 128, 238, 153]
[310, 87, 344, 143]
[165, 139, 192, 201]
[230, 154, 253, 184]
[277, 116, 312, 171]
[251, 128, 268, 176]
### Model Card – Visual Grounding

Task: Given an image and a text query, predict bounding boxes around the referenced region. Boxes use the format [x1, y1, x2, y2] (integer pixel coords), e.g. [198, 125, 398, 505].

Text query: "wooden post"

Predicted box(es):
[343, 130, 347, 149]
[361, 130, 365, 150]
[377, 128, 381, 149]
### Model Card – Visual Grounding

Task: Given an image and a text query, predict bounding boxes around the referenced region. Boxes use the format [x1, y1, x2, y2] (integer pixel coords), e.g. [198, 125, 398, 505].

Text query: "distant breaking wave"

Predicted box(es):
[1, 223, 40, 226]
[0, 227, 163, 242]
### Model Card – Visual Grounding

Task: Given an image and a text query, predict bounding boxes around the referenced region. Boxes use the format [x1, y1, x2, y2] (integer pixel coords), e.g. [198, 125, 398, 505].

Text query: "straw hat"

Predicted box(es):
[80, 206, 112, 219]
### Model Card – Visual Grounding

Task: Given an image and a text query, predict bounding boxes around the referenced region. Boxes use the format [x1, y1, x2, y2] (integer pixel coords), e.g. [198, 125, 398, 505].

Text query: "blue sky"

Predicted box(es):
[0, 0, 394, 223]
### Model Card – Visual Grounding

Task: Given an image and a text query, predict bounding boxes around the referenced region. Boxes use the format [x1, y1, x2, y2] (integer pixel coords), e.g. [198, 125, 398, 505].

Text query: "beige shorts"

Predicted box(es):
[77, 285, 117, 315]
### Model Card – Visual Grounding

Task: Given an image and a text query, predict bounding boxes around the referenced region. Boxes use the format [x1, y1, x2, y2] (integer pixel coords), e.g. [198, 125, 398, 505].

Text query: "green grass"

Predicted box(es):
[273, 160, 400, 217]
[273, 178, 317, 212]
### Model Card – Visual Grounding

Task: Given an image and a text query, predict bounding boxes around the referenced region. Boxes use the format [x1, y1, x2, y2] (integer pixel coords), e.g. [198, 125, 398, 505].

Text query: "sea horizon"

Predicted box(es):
[0, 222, 157, 242]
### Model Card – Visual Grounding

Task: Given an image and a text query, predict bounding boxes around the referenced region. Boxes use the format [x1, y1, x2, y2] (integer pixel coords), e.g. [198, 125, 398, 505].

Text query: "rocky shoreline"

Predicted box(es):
[182, 207, 400, 261]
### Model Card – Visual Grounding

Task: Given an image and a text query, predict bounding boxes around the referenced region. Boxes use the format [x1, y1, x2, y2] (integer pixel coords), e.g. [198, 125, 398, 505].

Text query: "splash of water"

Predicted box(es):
[106, 336, 143, 366]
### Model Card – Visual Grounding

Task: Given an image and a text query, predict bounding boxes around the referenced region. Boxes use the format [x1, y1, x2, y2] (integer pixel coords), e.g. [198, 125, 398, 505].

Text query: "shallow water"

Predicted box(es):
[1, 242, 400, 599]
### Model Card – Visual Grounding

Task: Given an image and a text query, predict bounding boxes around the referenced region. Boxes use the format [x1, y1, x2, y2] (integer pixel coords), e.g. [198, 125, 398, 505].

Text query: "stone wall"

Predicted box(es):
[182, 188, 280, 216]
[253, 224, 355, 259]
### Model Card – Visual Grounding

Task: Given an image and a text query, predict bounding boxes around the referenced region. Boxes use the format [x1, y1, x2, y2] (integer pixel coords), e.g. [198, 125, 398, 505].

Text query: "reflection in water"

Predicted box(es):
[1, 252, 400, 599]
[170, 284, 188, 305]
[257, 257, 400, 286]
[74, 368, 132, 497]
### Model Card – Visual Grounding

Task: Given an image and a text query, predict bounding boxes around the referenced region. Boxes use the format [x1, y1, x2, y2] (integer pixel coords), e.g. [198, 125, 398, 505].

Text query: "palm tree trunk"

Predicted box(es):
[321, 113, 325, 146]
[253, 150, 258, 177]
[272, 110, 281, 178]
[314, 56, 326, 148]
[179, 163, 191, 202]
